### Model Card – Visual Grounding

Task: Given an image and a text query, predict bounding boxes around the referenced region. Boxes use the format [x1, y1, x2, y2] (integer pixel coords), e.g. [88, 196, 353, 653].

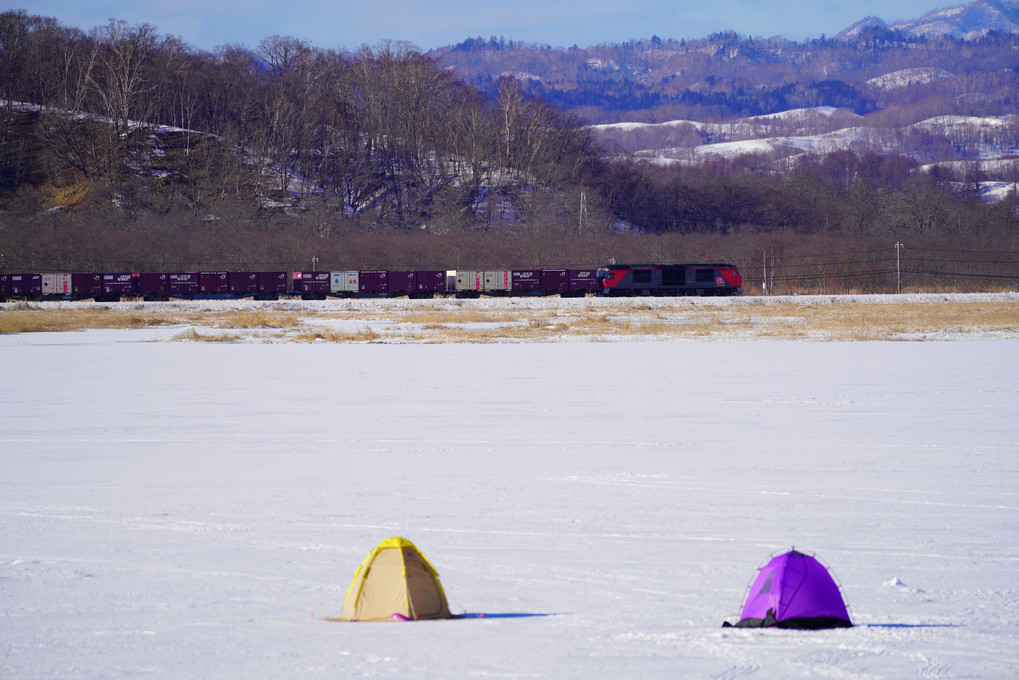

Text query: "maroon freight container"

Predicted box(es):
[540, 269, 568, 293]
[0, 274, 10, 297]
[387, 271, 415, 294]
[10, 273, 42, 296]
[293, 271, 330, 294]
[568, 269, 598, 293]
[359, 270, 388, 294]
[228, 271, 258, 294]
[72, 273, 103, 298]
[136, 272, 169, 296]
[199, 271, 229, 294]
[169, 273, 199, 295]
[415, 270, 446, 293]
[257, 271, 287, 294]
[512, 270, 542, 293]
[102, 273, 134, 296]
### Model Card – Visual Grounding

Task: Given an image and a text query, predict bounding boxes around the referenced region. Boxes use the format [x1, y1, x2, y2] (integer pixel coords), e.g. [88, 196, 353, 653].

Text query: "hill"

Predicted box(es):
[838, 0, 1019, 40]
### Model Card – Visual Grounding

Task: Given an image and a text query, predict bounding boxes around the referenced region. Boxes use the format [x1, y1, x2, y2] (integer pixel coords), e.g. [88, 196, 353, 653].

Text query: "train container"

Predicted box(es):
[359, 270, 389, 295]
[228, 271, 258, 295]
[383, 271, 447, 298]
[0, 274, 10, 299]
[455, 270, 483, 296]
[293, 272, 330, 299]
[256, 272, 287, 299]
[10, 273, 42, 297]
[540, 269, 568, 294]
[72, 273, 103, 298]
[331, 271, 359, 296]
[136, 273, 170, 299]
[199, 271, 229, 295]
[101, 273, 134, 300]
[455, 269, 518, 296]
[485, 270, 511, 292]
[169, 273, 199, 296]
[42, 273, 73, 296]
[567, 269, 598, 296]
[389, 271, 418, 295]
[512, 270, 542, 293]
[415, 271, 446, 296]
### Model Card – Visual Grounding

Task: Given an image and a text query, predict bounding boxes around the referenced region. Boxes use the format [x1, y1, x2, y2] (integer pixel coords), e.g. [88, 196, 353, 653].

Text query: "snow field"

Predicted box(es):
[2, 335, 1018, 678]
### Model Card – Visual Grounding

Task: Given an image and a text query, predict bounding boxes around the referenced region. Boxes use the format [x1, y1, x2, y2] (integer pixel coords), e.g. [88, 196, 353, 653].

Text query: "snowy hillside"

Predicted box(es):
[837, 0, 1019, 40]
[888, 0, 1019, 39]
[589, 108, 1019, 201]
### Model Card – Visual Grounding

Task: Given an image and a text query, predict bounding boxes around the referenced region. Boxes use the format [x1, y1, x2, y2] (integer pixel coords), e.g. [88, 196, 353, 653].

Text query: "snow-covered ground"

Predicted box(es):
[2, 302, 1018, 678]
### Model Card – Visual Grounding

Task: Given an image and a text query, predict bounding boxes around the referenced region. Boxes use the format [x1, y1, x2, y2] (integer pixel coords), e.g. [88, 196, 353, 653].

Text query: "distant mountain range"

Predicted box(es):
[838, 0, 1019, 40]
[429, 0, 1019, 197]
[433, 0, 1019, 127]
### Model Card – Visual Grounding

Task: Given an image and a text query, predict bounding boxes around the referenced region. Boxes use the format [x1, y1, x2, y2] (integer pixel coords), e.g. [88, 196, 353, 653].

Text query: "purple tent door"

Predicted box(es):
[732, 550, 851, 629]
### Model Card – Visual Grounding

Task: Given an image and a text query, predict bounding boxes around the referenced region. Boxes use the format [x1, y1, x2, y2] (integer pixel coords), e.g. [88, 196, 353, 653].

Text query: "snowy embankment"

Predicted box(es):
[1, 296, 1018, 678]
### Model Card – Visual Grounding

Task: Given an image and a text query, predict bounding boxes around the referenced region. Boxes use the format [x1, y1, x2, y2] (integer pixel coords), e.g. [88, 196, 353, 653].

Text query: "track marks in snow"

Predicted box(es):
[918, 654, 953, 678]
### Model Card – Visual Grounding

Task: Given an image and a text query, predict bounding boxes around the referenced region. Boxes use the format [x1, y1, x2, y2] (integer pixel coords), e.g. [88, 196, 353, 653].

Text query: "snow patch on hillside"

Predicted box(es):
[866, 68, 953, 91]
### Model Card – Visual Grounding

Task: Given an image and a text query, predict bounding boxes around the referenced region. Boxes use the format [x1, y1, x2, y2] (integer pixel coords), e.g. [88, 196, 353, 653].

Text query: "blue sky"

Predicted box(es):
[4, 1, 946, 52]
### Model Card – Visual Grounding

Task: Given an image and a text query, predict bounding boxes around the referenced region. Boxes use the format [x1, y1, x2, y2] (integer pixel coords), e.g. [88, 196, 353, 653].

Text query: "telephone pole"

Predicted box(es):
[579, 192, 587, 235]
[895, 242, 903, 294]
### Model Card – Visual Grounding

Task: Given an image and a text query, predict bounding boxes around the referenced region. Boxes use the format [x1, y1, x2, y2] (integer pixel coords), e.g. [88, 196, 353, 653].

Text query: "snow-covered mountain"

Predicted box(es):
[838, 0, 1019, 40]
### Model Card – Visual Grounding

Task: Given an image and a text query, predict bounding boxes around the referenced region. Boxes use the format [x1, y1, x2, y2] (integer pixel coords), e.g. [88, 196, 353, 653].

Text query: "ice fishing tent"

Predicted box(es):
[339, 537, 453, 621]
[726, 549, 852, 629]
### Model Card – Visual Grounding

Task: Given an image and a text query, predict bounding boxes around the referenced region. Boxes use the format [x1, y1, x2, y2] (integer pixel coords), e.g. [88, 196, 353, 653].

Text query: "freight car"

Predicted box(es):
[1, 263, 742, 301]
[596, 263, 742, 296]
[452, 269, 597, 298]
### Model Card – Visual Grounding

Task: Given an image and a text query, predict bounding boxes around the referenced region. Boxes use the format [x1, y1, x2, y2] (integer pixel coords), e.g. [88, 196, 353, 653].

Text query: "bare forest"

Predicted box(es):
[1, 10, 1017, 293]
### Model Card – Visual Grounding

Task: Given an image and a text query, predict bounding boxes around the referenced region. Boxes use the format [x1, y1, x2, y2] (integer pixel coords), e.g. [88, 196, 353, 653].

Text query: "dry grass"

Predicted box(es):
[396, 308, 528, 325]
[177, 309, 302, 330]
[3, 296, 1017, 342]
[171, 328, 246, 343]
[0, 304, 169, 334]
[289, 327, 382, 343]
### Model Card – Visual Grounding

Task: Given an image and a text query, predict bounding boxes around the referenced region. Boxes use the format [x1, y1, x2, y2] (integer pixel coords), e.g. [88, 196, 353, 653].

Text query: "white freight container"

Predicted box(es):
[330, 271, 359, 294]
[42, 273, 73, 295]
[455, 270, 483, 292]
[483, 270, 512, 292]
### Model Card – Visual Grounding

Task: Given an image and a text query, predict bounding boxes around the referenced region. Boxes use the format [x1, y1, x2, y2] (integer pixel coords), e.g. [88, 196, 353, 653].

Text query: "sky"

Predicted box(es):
[5, 1, 948, 52]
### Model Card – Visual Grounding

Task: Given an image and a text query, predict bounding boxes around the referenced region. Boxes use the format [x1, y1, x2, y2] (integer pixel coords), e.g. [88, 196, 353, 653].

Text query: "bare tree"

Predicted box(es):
[256, 35, 316, 196]
[86, 19, 158, 179]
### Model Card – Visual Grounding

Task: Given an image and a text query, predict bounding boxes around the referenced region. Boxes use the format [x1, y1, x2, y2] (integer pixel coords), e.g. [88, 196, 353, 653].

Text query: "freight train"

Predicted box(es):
[0, 263, 742, 302]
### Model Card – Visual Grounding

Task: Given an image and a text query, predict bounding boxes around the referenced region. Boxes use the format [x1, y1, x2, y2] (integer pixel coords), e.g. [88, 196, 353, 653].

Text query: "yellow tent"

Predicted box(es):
[339, 537, 453, 621]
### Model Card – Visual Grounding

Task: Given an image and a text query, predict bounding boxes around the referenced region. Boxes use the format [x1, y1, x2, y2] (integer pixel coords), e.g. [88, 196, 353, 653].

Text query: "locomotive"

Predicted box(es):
[596, 263, 743, 297]
[0, 263, 742, 301]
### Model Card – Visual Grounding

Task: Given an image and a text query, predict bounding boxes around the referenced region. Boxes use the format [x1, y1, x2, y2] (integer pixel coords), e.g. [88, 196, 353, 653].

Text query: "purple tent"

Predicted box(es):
[727, 550, 852, 629]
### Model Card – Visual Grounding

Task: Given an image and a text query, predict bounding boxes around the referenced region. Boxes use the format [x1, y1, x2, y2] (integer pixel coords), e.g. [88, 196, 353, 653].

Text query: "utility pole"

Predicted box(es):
[895, 242, 903, 294]
[579, 192, 587, 235]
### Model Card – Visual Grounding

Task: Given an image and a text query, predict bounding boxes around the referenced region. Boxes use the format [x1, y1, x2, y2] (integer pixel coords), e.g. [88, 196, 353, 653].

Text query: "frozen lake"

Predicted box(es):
[2, 328, 1018, 678]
